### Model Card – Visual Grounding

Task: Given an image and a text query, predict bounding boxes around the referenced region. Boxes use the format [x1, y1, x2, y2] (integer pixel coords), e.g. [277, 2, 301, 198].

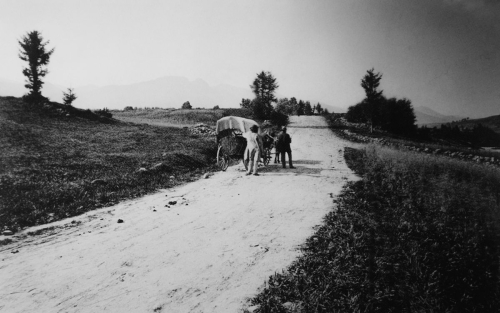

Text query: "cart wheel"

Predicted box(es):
[217, 145, 230, 171]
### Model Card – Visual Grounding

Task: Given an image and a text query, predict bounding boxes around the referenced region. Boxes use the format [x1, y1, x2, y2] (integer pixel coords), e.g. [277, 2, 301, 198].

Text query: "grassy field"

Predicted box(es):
[0, 97, 218, 235]
[251, 145, 500, 312]
[112, 107, 253, 127]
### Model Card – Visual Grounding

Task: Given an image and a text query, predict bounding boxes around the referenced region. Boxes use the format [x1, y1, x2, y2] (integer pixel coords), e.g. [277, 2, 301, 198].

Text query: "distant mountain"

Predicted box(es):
[0, 78, 67, 102]
[414, 106, 466, 126]
[0, 79, 25, 97]
[0, 76, 254, 110]
[71, 77, 256, 110]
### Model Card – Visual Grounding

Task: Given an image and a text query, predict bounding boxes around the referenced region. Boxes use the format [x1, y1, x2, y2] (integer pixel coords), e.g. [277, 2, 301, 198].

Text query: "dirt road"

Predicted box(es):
[0, 116, 358, 313]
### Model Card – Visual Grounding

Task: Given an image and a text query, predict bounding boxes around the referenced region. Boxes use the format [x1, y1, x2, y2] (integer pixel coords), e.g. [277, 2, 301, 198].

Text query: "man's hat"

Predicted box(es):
[282, 126, 287, 131]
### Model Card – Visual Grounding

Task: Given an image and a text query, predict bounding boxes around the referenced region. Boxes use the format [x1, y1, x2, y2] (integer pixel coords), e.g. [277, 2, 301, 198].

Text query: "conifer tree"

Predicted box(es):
[360, 68, 383, 132]
[62, 88, 77, 106]
[250, 71, 279, 107]
[18, 30, 55, 102]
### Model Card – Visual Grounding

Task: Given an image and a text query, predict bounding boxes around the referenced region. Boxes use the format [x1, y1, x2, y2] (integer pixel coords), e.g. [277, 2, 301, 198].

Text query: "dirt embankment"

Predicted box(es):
[0, 116, 358, 313]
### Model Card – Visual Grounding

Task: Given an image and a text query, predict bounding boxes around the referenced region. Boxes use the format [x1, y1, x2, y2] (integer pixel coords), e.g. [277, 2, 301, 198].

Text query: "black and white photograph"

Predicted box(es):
[1, 0, 500, 312]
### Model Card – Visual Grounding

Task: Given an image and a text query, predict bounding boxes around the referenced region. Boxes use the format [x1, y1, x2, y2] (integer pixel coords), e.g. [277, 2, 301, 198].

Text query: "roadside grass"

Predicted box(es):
[0, 97, 217, 234]
[251, 145, 500, 312]
[113, 108, 253, 127]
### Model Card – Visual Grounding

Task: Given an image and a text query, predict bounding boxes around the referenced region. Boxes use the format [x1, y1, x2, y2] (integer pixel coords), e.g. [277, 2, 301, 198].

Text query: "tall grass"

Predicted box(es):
[251, 145, 500, 312]
[0, 98, 217, 233]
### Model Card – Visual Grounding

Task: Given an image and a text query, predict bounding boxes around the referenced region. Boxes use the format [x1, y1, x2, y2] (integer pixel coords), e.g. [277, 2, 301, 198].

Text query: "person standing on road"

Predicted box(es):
[277, 126, 295, 169]
[243, 125, 264, 176]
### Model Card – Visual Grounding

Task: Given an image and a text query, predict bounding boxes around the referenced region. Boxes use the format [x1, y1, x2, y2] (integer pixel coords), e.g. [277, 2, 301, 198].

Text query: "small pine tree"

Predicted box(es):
[62, 88, 77, 106]
[18, 30, 55, 103]
[297, 100, 305, 116]
[304, 101, 313, 115]
[360, 68, 383, 132]
[182, 101, 192, 109]
[315, 103, 323, 114]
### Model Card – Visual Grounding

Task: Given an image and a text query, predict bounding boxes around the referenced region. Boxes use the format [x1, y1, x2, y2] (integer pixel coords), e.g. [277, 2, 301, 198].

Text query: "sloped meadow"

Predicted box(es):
[251, 145, 500, 312]
[0, 98, 217, 235]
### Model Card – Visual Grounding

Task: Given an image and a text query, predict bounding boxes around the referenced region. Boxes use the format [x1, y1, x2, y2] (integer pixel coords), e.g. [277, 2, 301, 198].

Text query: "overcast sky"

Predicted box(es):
[1, 0, 499, 117]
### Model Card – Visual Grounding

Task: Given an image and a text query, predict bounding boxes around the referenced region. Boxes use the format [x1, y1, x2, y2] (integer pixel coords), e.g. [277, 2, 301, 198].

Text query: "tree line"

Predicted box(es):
[239, 71, 329, 127]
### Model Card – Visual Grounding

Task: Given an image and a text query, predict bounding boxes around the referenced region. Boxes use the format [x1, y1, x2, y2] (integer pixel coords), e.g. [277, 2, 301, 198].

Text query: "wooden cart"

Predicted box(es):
[215, 116, 260, 171]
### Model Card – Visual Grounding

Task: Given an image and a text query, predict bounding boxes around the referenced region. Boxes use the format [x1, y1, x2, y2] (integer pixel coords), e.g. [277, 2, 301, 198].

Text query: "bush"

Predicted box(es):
[346, 97, 416, 135]
[378, 98, 416, 135]
[93, 108, 112, 118]
[251, 98, 273, 121]
[346, 100, 370, 123]
[269, 110, 289, 127]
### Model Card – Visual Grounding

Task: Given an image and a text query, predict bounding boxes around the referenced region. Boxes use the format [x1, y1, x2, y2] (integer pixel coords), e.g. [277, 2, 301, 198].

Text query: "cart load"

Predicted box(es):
[219, 136, 247, 157]
[215, 116, 261, 171]
[216, 116, 261, 142]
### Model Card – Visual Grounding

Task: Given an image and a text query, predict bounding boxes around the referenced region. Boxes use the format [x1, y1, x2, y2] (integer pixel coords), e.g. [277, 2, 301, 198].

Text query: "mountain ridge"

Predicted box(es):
[0, 76, 255, 110]
[414, 105, 466, 126]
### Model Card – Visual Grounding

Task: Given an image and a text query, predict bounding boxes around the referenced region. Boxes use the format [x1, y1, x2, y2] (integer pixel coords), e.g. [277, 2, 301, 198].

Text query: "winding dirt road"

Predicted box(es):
[0, 116, 358, 313]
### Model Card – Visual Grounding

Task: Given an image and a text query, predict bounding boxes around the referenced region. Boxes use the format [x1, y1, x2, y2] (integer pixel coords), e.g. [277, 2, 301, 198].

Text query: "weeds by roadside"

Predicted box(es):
[251, 145, 500, 312]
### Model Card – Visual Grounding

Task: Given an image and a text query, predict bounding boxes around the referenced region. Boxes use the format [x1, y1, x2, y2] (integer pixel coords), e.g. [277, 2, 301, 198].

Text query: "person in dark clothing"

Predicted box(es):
[277, 126, 295, 169]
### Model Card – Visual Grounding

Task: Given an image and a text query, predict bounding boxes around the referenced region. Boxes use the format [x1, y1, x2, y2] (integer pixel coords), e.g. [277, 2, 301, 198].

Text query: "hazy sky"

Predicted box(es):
[1, 0, 499, 117]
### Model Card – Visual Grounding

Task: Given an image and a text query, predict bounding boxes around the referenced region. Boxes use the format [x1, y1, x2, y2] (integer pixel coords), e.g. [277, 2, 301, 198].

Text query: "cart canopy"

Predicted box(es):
[216, 116, 260, 135]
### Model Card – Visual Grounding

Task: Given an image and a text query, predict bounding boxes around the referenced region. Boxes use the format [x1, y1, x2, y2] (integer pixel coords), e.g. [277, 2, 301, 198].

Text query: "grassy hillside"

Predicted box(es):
[0, 97, 217, 234]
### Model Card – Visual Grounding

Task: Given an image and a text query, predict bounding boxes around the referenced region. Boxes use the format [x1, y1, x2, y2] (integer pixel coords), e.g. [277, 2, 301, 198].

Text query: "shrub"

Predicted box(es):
[94, 108, 112, 118]
[268, 110, 289, 127]
[62, 88, 77, 106]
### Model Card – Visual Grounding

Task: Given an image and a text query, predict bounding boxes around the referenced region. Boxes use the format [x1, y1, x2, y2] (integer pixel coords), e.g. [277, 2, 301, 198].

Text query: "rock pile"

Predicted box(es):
[341, 129, 372, 143]
[189, 123, 216, 136]
[331, 117, 370, 130]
